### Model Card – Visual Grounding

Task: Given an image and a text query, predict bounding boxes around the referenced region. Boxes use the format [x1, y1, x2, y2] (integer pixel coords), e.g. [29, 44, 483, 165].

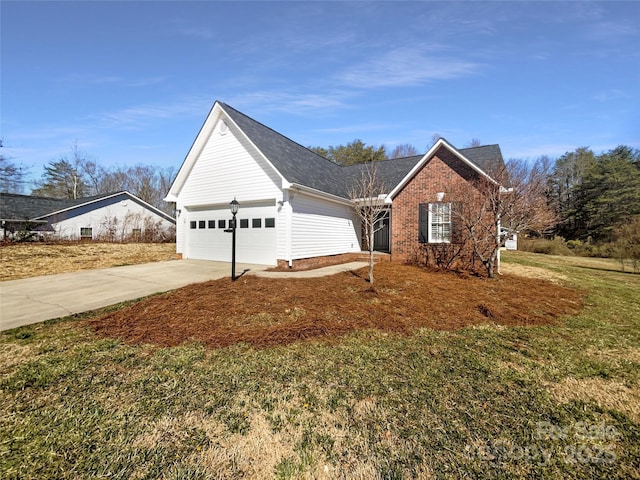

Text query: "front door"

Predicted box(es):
[373, 212, 390, 253]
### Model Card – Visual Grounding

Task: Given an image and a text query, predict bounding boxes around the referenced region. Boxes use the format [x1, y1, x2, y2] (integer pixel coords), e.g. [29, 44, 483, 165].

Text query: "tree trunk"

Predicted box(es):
[368, 224, 375, 284]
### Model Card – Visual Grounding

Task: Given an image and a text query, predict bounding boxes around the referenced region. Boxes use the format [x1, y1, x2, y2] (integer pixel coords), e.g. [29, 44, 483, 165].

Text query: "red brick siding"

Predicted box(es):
[390, 147, 481, 263]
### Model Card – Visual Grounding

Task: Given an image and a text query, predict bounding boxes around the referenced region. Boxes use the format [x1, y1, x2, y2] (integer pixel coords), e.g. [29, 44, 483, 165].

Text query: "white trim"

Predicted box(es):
[288, 183, 354, 207]
[428, 202, 452, 244]
[388, 138, 498, 199]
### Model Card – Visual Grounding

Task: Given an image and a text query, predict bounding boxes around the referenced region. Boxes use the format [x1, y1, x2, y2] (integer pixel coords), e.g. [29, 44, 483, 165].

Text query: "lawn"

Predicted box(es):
[0, 242, 177, 281]
[1, 252, 638, 479]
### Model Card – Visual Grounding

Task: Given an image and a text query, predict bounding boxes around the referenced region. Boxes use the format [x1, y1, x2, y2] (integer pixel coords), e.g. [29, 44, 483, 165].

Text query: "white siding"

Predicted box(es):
[175, 119, 283, 256]
[178, 120, 282, 208]
[291, 192, 360, 259]
[51, 195, 174, 240]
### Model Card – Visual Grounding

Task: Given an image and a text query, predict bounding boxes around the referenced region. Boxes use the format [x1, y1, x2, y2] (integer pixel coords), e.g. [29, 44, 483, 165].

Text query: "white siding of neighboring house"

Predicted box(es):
[175, 118, 283, 254]
[290, 192, 361, 260]
[50, 195, 174, 240]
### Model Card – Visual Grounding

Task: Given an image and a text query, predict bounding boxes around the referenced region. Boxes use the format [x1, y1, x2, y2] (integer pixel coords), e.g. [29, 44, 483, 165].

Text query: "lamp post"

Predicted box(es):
[229, 198, 239, 281]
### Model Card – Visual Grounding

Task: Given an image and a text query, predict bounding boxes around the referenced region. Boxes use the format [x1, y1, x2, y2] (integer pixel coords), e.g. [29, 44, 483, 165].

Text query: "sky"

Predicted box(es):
[1, 1, 639, 190]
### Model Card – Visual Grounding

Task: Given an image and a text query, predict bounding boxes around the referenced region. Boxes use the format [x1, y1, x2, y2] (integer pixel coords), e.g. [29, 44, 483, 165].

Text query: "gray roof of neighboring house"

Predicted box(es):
[220, 102, 505, 199]
[0, 193, 102, 221]
[0, 191, 175, 224]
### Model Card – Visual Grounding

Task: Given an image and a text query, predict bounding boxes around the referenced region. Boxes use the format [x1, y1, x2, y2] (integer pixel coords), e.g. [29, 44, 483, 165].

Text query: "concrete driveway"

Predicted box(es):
[0, 260, 267, 332]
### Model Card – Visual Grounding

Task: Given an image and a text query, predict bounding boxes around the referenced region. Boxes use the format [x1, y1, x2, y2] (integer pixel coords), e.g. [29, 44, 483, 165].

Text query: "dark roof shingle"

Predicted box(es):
[1, 192, 131, 221]
[221, 103, 348, 197]
[220, 103, 505, 198]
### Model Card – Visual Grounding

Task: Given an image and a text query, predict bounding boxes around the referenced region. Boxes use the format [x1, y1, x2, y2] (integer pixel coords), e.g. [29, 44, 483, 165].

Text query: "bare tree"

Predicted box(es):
[467, 138, 482, 147]
[389, 143, 419, 159]
[448, 157, 555, 277]
[349, 162, 388, 285]
[0, 139, 29, 194]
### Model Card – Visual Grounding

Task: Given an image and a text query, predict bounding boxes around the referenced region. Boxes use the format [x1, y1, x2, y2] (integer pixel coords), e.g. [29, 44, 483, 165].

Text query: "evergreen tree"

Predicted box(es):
[32, 158, 88, 199]
[310, 139, 387, 165]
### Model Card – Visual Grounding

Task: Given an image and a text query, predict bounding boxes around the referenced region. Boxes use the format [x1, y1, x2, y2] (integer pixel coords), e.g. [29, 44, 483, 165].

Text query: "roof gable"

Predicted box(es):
[167, 102, 504, 203]
[387, 138, 503, 200]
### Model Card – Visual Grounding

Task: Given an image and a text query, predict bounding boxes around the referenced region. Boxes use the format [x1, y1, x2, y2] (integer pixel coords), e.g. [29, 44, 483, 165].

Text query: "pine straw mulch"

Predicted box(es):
[87, 263, 584, 349]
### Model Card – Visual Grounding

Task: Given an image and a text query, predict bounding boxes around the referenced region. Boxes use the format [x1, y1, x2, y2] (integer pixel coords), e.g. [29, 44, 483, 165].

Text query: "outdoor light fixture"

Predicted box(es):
[437, 192, 445, 202]
[230, 198, 239, 215]
[226, 198, 240, 281]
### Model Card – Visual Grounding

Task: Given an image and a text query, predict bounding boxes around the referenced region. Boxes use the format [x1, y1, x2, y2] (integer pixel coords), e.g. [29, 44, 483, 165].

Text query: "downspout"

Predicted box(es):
[284, 190, 293, 267]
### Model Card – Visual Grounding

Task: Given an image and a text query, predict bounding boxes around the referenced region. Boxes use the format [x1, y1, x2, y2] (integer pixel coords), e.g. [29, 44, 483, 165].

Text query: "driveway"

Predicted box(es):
[0, 260, 268, 332]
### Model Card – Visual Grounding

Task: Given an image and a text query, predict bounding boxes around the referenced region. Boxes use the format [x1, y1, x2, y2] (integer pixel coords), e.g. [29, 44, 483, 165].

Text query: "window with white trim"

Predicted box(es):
[419, 203, 452, 243]
[80, 227, 93, 239]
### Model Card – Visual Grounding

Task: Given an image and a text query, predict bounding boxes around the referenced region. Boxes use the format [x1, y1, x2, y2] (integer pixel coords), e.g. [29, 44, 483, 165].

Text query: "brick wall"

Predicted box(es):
[272, 251, 390, 271]
[390, 146, 481, 263]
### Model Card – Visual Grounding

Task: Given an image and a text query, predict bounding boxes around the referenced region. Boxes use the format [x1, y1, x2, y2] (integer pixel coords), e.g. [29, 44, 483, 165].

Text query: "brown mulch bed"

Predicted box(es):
[87, 263, 584, 349]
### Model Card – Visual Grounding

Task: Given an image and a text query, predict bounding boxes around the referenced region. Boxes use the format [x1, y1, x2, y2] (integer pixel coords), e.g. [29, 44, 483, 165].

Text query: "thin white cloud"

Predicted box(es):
[176, 25, 215, 40]
[340, 46, 481, 88]
[228, 91, 353, 117]
[97, 97, 209, 128]
[59, 74, 168, 88]
[592, 89, 632, 102]
[314, 123, 392, 135]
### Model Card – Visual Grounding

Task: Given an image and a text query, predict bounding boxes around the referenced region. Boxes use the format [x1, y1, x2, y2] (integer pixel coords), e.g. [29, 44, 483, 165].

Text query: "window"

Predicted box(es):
[419, 203, 451, 243]
[199, 220, 206, 229]
[208, 220, 215, 229]
[265, 217, 275, 228]
[252, 218, 262, 228]
[190, 221, 197, 229]
[240, 219, 249, 228]
[218, 219, 226, 229]
[132, 228, 141, 239]
[80, 227, 93, 239]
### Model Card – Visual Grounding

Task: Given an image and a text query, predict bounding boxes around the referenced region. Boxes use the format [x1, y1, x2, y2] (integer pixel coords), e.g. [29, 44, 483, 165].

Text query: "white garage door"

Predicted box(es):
[185, 202, 277, 265]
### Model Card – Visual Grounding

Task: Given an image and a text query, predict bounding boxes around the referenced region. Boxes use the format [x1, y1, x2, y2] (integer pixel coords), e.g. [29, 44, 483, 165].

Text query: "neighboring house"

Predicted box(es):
[1, 191, 175, 241]
[501, 228, 518, 250]
[165, 101, 505, 267]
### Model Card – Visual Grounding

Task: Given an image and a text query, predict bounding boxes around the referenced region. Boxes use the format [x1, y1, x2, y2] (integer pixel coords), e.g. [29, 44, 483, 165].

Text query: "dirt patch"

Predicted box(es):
[499, 262, 568, 284]
[87, 263, 584, 349]
[0, 242, 177, 281]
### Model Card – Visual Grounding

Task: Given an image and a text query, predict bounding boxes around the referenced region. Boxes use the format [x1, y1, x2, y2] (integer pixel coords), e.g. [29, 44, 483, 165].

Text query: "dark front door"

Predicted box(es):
[373, 213, 390, 253]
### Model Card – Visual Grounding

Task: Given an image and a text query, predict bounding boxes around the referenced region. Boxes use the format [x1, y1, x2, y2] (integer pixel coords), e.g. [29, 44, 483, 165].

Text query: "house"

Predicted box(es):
[1, 191, 176, 241]
[164, 101, 505, 267]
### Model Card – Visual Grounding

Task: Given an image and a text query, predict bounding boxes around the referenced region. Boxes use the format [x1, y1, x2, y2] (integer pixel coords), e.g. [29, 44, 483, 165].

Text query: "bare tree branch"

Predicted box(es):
[349, 162, 388, 285]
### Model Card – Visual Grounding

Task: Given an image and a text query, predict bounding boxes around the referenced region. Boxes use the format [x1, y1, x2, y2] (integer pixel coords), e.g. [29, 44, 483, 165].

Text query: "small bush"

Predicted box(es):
[614, 216, 640, 272]
[519, 236, 573, 256]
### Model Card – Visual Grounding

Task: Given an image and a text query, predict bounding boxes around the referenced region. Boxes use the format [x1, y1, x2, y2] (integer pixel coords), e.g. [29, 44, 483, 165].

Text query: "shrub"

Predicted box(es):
[614, 216, 640, 273]
[519, 236, 573, 256]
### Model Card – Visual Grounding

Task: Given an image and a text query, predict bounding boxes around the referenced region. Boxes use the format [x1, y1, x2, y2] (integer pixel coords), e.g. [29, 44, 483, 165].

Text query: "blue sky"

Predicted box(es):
[2, 1, 639, 189]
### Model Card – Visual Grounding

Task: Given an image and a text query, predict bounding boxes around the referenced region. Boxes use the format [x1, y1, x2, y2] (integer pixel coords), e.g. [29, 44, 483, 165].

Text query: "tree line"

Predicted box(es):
[548, 145, 640, 243]
[2, 138, 638, 250]
[1, 143, 175, 215]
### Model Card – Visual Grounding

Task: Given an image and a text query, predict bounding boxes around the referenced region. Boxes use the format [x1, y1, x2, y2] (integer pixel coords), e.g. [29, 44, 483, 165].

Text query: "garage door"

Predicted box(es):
[185, 202, 277, 265]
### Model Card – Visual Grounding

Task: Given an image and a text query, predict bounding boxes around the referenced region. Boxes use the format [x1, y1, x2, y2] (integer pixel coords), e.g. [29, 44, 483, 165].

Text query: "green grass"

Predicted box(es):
[1, 252, 639, 479]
